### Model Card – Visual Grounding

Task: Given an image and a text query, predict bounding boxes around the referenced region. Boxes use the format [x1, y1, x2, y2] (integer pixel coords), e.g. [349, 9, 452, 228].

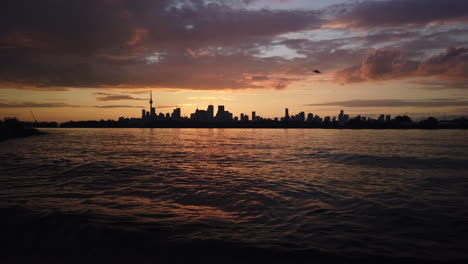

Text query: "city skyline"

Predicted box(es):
[133, 90, 465, 123]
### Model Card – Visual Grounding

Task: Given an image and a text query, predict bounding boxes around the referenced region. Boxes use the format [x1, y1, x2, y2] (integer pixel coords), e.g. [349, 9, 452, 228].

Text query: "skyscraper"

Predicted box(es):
[339, 110, 344, 122]
[216, 105, 225, 120]
[172, 108, 181, 119]
[298, 112, 305, 122]
[218, 105, 225, 114]
[252, 111, 256, 121]
[207, 105, 214, 120]
[378, 114, 385, 122]
[285, 108, 290, 120]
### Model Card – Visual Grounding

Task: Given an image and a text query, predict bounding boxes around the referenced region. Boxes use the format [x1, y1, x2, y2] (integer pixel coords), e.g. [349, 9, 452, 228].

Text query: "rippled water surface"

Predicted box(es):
[1, 128, 468, 261]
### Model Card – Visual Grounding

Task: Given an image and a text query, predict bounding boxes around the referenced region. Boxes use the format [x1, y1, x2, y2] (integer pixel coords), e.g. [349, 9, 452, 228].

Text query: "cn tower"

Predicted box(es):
[149, 90, 153, 110]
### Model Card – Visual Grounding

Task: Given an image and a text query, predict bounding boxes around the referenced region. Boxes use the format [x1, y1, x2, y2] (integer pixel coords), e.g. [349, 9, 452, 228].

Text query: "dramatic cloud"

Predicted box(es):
[417, 47, 468, 79]
[305, 99, 468, 108]
[328, 0, 468, 29]
[0, 0, 467, 92]
[335, 47, 468, 85]
[0, 0, 324, 91]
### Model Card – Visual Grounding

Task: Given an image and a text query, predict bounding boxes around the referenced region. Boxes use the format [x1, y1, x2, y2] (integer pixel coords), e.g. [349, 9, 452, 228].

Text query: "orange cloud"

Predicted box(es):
[127, 27, 149, 46]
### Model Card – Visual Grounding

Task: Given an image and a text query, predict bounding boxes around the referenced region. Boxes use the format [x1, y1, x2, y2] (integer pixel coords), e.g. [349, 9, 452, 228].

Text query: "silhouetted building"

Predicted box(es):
[218, 105, 225, 115]
[207, 105, 214, 120]
[298, 112, 305, 122]
[378, 114, 385, 122]
[339, 110, 344, 123]
[386, 115, 391, 122]
[191, 109, 207, 121]
[252, 111, 256, 121]
[214, 105, 233, 121]
[172, 108, 181, 119]
[142, 109, 146, 119]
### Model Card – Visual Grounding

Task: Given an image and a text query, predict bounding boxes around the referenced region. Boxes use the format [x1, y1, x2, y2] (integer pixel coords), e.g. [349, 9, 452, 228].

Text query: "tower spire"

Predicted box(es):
[149, 90, 153, 109]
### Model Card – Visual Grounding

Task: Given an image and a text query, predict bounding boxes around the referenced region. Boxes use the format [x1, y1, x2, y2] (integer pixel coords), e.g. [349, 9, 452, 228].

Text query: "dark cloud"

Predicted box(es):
[0, 101, 149, 109]
[96, 95, 146, 101]
[0, 0, 324, 91]
[0, 101, 79, 108]
[335, 47, 468, 85]
[93, 105, 144, 108]
[329, 0, 468, 29]
[1, 0, 468, 91]
[410, 79, 468, 90]
[335, 48, 418, 82]
[417, 47, 468, 78]
[93, 104, 176, 109]
[154, 105, 179, 109]
[305, 99, 468, 108]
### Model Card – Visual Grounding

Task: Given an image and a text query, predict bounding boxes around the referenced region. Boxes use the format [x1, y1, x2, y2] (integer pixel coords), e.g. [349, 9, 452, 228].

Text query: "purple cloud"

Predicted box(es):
[335, 46, 468, 86]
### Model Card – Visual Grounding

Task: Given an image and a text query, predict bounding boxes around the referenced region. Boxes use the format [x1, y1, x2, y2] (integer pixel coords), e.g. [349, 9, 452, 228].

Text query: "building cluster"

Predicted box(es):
[133, 92, 400, 124]
[140, 91, 182, 121]
[190, 105, 267, 122]
[191, 105, 233, 121]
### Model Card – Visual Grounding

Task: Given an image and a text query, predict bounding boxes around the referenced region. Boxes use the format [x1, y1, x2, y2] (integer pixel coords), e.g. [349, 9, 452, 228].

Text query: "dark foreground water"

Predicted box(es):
[1, 128, 468, 263]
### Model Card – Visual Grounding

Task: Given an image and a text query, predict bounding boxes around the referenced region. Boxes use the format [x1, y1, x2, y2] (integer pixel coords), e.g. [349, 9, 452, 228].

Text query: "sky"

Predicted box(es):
[1, 0, 468, 122]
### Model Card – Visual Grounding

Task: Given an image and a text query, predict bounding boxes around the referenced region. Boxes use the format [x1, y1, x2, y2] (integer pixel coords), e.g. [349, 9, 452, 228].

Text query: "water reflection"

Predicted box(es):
[0, 128, 467, 260]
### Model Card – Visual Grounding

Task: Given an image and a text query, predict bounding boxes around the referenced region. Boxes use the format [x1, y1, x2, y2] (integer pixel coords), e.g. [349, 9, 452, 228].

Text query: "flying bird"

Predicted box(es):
[313, 69, 321, 74]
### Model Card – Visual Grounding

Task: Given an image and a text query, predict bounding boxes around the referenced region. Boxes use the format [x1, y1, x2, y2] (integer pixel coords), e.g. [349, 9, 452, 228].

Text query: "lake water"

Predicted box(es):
[1, 128, 468, 262]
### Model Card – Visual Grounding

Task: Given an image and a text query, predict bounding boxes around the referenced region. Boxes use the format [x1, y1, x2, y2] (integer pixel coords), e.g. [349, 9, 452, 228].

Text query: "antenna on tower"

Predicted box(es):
[30, 110, 37, 123]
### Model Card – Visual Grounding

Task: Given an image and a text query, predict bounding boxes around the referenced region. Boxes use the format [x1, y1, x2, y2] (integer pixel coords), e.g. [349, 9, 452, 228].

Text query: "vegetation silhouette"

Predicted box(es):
[0, 118, 44, 141]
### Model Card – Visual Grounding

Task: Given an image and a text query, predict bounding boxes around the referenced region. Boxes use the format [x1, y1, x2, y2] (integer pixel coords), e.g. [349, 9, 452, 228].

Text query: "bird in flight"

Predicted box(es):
[313, 69, 321, 74]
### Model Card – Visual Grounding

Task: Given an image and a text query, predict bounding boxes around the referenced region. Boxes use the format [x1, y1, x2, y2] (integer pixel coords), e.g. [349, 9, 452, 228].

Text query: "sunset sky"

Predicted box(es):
[1, 0, 468, 121]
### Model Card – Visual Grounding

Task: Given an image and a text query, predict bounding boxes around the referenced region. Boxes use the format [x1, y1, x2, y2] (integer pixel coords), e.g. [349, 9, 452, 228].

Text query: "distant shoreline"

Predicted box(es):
[34, 126, 467, 130]
[22, 116, 466, 130]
